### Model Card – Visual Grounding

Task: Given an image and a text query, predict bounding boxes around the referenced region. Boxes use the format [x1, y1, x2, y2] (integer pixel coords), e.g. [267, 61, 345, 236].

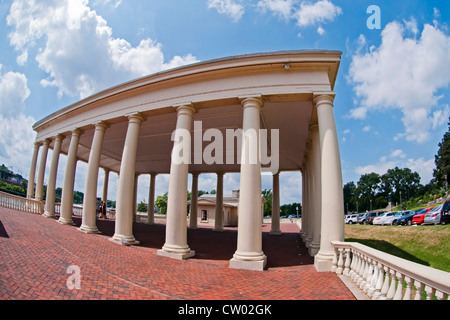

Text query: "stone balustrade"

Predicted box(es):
[0, 191, 44, 214]
[331, 240, 450, 300]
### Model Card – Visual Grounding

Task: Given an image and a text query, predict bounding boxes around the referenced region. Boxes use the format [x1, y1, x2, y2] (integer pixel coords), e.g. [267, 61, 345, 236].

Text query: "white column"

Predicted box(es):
[313, 93, 345, 272]
[158, 104, 195, 260]
[79, 121, 108, 234]
[58, 128, 83, 225]
[27, 142, 40, 199]
[213, 172, 224, 232]
[189, 172, 199, 229]
[147, 173, 156, 224]
[230, 96, 267, 271]
[44, 134, 64, 218]
[270, 172, 281, 235]
[309, 122, 321, 256]
[102, 169, 110, 205]
[133, 173, 139, 222]
[35, 139, 50, 202]
[110, 113, 143, 245]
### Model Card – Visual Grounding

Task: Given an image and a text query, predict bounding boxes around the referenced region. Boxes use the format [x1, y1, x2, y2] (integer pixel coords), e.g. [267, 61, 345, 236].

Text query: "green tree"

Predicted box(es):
[155, 192, 168, 214]
[261, 189, 272, 216]
[343, 181, 357, 213]
[381, 167, 421, 206]
[137, 201, 147, 212]
[355, 172, 381, 211]
[434, 118, 450, 187]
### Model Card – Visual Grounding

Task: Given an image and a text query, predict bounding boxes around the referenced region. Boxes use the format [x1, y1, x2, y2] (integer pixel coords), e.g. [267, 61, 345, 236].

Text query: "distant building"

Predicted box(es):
[189, 190, 264, 228]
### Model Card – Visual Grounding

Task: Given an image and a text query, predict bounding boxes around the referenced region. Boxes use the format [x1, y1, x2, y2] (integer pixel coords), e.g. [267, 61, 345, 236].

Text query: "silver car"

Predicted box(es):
[424, 204, 443, 225]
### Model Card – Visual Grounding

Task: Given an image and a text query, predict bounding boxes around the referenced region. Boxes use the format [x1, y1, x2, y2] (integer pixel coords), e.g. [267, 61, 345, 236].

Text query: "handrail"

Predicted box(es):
[331, 240, 450, 300]
[0, 190, 44, 214]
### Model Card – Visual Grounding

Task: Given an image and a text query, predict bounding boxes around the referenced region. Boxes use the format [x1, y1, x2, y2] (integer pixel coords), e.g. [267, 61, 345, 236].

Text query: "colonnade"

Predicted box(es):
[26, 93, 344, 272]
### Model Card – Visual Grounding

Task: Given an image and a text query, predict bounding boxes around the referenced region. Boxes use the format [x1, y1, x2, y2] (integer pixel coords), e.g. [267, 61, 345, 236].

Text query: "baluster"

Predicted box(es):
[331, 247, 338, 273]
[359, 256, 368, 289]
[414, 280, 424, 300]
[373, 263, 385, 300]
[350, 251, 360, 281]
[435, 291, 447, 300]
[425, 286, 436, 300]
[356, 254, 364, 285]
[363, 258, 373, 293]
[393, 272, 404, 300]
[368, 260, 378, 297]
[403, 276, 412, 300]
[336, 248, 344, 274]
[343, 248, 351, 276]
[386, 269, 396, 300]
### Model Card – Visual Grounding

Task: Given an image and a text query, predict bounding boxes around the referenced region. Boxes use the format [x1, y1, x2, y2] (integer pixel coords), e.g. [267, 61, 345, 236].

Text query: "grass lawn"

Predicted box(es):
[344, 223, 450, 273]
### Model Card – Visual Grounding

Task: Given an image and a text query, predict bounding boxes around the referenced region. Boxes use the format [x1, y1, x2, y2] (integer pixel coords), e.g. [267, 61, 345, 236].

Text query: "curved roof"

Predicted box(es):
[33, 50, 341, 175]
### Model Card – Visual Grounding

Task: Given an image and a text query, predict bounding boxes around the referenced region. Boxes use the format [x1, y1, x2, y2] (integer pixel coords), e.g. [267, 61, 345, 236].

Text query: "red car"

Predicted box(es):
[412, 206, 434, 225]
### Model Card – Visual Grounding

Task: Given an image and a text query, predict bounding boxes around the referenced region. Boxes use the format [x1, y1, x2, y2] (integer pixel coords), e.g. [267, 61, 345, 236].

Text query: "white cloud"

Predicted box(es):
[317, 26, 325, 35]
[293, 0, 342, 27]
[257, 0, 294, 20]
[207, 0, 245, 22]
[348, 20, 450, 143]
[0, 66, 30, 117]
[7, 0, 198, 99]
[362, 125, 371, 132]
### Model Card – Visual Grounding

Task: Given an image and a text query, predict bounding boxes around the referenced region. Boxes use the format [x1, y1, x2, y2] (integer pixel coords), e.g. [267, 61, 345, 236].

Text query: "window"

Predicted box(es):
[201, 210, 208, 222]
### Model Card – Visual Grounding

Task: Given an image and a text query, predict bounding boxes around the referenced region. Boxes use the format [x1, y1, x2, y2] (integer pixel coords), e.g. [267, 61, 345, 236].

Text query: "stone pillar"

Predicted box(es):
[158, 104, 196, 260]
[147, 173, 156, 224]
[309, 122, 321, 256]
[133, 173, 139, 222]
[102, 169, 110, 205]
[230, 96, 267, 271]
[213, 172, 224, 232]
[35, 139, 50, 202]
[110, 113, 143, 245]
[79, 121, 108, 234]
[270, 172, 282, 235]
[58, 128, 83, 225]
[313, 93, 345, 272]
[27, 142, 40, 199]
[189, 172, 199, 229]
[44, 134, 64, 218]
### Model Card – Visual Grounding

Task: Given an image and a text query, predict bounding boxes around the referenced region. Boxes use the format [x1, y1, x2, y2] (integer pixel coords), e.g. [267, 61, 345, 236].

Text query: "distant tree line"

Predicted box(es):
[345, 119, 450, 213]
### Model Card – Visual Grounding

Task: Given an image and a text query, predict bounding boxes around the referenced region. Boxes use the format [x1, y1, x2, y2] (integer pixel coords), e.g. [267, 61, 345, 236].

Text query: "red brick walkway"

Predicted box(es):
[0, 208, 355, 300]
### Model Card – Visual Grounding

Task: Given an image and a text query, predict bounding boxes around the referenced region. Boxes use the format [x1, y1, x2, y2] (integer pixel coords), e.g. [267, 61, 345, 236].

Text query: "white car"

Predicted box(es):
[373, 211, 395, 225]
[345, 214, 359, 224]
[381, 211, 407, 225]
[424, 204, 443, 225]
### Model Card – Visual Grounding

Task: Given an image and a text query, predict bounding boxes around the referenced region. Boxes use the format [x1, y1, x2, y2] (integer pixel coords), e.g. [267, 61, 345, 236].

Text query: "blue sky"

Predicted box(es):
[0, 0, 449, 205]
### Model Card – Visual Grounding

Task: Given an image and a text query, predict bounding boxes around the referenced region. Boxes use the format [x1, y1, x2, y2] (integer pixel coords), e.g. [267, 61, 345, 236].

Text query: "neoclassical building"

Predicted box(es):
[27, 51, 344, 272]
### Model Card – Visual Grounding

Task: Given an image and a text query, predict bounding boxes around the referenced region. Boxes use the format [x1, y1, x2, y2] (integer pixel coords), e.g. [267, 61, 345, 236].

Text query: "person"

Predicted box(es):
[102, 201, 107, 219]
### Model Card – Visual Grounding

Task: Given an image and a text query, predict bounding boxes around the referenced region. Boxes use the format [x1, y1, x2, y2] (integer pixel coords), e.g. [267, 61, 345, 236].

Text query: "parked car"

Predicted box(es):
[345, 214, 359, 224]
[356, 213, 366, 224]
[412, 207, 434, 225]
[383, 211, 406, 225]
[395, 210, 416, 225]
[365, 211, 386, 224]
[373, 211, 395, 225]
[441, 199, 450, 225]
[424, 204, 443, 225]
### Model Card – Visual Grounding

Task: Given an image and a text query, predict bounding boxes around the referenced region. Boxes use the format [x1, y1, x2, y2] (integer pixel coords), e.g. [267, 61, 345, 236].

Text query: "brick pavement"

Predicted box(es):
[0, 208, 356, 300]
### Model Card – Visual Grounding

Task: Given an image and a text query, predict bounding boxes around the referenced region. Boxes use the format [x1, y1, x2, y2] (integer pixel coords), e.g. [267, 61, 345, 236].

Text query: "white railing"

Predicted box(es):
[0, 191, 44, 214]
[331, 241, 450, 300]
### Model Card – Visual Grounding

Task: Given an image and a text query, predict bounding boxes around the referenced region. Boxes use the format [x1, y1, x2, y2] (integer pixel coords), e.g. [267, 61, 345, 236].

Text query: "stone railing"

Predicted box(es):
[331, 241, 450, 300]
[0, 191, 44, 214]
[54, 203, 83, 217]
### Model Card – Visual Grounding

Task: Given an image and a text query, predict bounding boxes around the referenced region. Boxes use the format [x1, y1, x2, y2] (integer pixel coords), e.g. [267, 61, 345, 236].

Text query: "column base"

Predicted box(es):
[229, 252, 267, 271]
[314, 251, 334, 272]
[157, 244, 195, 260]
[308, 243, 320, 256]
[57, 217, 75, 226]
[109, 235, 140, 246]
[43, 212, 56, 219]
[78, 225, 101, 234]
[269, 229, 282, 236]
[213, 227, 224, 232]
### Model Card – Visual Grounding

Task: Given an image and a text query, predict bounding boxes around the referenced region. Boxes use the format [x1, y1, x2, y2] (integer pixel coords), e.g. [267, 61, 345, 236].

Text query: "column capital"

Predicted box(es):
[239, 95, 263, 109]
[93, 120, 110, 130]
[313, 92, 336, 105]
[71, 128, 84, 136]
[174, 103, 196, 116]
